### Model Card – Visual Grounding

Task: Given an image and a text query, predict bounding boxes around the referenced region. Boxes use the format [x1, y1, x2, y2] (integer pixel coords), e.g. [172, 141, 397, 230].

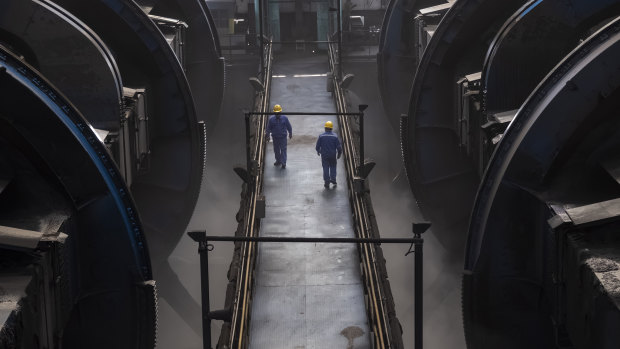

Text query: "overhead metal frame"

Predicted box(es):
[188, 228, 428, 349]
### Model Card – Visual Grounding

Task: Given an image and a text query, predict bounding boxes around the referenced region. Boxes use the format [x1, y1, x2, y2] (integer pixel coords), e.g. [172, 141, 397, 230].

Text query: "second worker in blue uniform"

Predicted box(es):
[316, 120, 342, 189]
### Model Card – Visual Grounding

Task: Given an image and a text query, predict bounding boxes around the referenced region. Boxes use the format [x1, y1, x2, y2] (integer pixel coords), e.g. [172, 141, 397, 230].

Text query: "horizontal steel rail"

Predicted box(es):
[247, 111, 362, 116]
[189, 234, 422, 244]
[270, 40, 337, 44]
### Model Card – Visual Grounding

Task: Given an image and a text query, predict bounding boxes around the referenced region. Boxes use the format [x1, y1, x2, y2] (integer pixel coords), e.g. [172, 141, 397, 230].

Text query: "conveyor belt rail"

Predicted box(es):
[226, 36, 274, 349]
[327, 40, 409, 349]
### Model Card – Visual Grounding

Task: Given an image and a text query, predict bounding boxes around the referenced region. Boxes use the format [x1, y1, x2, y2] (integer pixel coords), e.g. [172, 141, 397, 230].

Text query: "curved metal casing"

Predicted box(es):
[53, 0, 204, 268]
[0, 44, 155, 348]
[463, 17, 620, 349]
[401, 0, 527, 252]
[482, 0, 620, 117]
[0, 0, 123, 131]
[0, 0, 217, 341]
[140, 0, 226, 135]
[377, 0, 450, 134]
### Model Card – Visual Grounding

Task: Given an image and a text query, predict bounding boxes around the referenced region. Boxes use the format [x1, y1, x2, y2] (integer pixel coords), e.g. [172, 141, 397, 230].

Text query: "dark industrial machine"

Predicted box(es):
[464, 16, 620, 349]
[5, 0, 620, 346]
[399, 0, 527, 252]
[378, 0, 453, 134]
[0, 43, 156, 348]
[135, 0, 225, 134]
[0, 0, 223, 347]
[384, 0, 620, 347]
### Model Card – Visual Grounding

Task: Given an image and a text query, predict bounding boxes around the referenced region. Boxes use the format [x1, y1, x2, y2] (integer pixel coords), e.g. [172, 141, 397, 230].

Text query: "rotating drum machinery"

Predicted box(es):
[382, 0, 620, 348]
[0, 0, 223, 347]
[6, 0, 620, 347]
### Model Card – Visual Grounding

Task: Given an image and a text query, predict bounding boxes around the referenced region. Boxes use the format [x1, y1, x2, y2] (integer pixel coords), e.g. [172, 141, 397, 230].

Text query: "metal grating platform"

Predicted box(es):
[248, 54, 370, 349]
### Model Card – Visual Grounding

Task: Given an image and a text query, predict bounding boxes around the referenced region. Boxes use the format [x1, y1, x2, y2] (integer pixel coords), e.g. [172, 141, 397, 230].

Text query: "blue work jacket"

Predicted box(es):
[266, 114, 292, 138]
[315, 130, 342, 158]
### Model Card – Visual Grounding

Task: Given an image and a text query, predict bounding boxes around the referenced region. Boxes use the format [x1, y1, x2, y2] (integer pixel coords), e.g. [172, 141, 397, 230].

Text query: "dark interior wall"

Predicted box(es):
[279, 12, 318, 41]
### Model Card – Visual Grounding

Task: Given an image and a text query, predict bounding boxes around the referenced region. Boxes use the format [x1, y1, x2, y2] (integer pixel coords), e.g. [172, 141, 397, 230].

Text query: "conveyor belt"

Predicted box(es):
[248, 53, 371, 349]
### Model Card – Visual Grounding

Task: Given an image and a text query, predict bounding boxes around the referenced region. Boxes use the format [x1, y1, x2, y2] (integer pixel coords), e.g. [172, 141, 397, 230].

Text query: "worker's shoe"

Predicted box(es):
[274, 161, 281, 166]
[330, 180, 337, 186]
[324, 182, 330, 189]
[281, 164, 286, 169]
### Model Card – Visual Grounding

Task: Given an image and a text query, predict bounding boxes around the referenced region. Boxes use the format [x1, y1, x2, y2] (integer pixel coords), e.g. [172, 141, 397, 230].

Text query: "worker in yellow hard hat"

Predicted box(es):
[315, 120, 342, 189]
[266, 104, 292, 169]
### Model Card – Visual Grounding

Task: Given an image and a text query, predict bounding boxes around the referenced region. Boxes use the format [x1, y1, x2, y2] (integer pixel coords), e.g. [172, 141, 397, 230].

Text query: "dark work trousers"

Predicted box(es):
[273, 137, 287, 165]
[321, 156, 337, 183]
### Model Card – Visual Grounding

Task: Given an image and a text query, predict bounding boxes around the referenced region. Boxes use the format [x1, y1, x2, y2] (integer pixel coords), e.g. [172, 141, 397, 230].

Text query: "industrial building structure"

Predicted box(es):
[2, 0, 620, 348]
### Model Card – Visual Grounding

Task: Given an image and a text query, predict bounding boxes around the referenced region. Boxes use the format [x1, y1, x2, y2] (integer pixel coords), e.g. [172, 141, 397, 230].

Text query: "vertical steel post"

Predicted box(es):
[414, 231, 424, 349]
[359, 111, 364, 174]
[337, 0, 342, 79]
[198, 240, 212, 349]
[245, 113, 252, 177]
[258, 0, 264, 73]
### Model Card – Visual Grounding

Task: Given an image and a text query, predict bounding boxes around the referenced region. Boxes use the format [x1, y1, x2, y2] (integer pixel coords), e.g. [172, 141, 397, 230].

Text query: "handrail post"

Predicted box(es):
[412, 222, 430, 349]
[358, 105, 368, 174]
[188, 231, 213, 349]
[258, 0, 264, 73]
[201, 239, 212, 349]
[337, 0, 342, 79]
[414, 234, 423, 349]
[245, 112, 252, 179]
[359, 111, 363, 174]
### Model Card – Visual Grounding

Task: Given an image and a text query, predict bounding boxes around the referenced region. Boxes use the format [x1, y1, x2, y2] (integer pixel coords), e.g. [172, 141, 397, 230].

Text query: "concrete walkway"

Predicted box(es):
[248, 53, 370, 349]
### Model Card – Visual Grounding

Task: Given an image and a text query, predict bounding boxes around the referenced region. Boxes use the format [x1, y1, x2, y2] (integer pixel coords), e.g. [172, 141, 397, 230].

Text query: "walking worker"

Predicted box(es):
[266, 104, 292, 169]
[315, 120, 342, 189]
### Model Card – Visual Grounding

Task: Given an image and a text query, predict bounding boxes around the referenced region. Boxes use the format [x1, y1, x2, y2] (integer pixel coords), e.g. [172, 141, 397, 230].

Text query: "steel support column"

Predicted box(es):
[337, 0, 342, 78]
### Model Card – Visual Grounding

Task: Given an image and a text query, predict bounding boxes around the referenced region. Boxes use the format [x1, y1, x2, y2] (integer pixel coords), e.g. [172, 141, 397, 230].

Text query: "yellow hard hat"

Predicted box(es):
[273, 104, 282, 113]
[325, 121, 333, 129]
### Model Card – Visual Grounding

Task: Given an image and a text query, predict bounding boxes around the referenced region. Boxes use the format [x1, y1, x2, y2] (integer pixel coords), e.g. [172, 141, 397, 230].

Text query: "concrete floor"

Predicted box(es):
[248, 52, 370, 349]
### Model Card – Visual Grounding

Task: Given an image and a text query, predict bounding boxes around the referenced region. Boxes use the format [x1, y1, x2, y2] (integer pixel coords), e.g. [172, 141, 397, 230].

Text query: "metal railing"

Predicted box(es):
[327, 39, 404, 349]
[227, 36, 274, 349]
[188, 224, 429, 349]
